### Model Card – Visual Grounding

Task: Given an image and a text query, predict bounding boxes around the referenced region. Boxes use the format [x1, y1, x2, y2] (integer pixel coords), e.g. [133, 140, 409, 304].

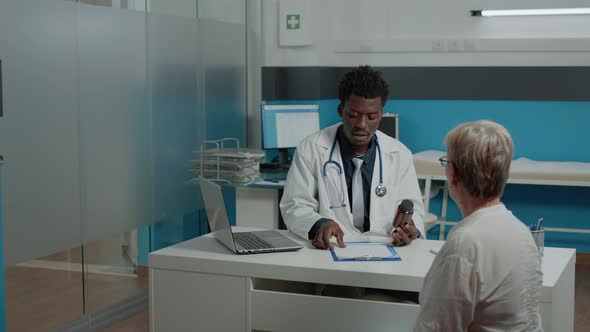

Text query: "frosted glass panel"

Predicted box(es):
[148, 7, 202, 222]
[201, 17, 247, 142]
[147, 0, 246, 252]
[0, 0, 81, 265]
[198, 0, 244, 24]
[84, 231, 147, 314]
[0, 0, 247, 265]
[77, 4, 152, 242]
[149, 0, 196, 18]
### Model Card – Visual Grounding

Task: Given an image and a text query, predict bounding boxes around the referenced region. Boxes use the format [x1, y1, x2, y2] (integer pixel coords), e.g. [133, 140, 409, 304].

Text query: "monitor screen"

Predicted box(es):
[262, 104, 320, 149]
[378, 113, 398, 139]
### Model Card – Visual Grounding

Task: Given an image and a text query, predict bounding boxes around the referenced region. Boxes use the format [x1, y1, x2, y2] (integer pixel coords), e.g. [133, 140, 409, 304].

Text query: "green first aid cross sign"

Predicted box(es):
[286, 14, 301, 30]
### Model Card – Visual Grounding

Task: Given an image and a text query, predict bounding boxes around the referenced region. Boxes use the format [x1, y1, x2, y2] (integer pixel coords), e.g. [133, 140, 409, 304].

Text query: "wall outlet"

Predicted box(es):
[431, 40, 445, 51]
[359, 43, 371, 52]
[463, 39, 477, 52]
[446, 40, 462, 52]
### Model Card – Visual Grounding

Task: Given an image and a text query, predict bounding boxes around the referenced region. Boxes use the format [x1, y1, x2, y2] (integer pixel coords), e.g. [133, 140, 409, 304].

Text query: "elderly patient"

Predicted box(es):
[414, 121, 543, 332]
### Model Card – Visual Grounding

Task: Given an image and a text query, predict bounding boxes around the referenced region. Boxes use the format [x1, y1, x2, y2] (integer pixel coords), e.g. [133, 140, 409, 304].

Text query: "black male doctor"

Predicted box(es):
[280, 66, 425, 249]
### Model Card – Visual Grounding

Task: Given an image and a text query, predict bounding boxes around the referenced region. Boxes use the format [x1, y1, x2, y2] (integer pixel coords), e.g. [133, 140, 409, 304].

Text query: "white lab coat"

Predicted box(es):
[280, 123, 425, 240]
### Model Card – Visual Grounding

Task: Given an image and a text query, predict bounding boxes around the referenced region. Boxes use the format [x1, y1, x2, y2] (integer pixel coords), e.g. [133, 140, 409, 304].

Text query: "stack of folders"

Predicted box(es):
[191, 144, 265, 185]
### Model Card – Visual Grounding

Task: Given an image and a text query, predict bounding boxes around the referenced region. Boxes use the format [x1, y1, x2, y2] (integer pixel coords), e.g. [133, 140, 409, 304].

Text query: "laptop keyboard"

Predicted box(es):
[234, 232, 273, 250]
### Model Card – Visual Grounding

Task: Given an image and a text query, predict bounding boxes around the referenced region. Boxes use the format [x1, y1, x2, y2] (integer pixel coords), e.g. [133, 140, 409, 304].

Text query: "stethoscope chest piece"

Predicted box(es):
[375, 183, 387, 197]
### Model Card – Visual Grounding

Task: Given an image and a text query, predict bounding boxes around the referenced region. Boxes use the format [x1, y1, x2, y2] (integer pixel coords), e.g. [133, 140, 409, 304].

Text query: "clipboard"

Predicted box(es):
[329, 242, 401, 262]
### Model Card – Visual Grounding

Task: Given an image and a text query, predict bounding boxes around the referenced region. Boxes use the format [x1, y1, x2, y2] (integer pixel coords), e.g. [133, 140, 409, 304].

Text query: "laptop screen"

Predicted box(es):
[199, 177, 237, 252]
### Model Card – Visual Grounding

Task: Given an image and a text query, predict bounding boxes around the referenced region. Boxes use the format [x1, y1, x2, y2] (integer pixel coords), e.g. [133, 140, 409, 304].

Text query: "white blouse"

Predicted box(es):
[414, 204, 543, 332]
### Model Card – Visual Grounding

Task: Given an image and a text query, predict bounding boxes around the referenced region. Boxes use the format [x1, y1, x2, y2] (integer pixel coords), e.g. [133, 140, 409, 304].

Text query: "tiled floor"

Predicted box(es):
[5, 266, 147, 332]
[4, 236, 146, 332]
[102, 256, 590, 332]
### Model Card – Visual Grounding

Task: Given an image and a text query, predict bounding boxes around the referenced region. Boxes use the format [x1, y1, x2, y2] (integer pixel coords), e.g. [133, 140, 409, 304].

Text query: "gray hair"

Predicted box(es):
[444, 120, 513, 199]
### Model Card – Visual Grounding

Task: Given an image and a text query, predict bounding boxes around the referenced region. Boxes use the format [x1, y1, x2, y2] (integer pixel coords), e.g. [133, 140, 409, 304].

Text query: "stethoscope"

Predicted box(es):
[323, 126, 386, 209]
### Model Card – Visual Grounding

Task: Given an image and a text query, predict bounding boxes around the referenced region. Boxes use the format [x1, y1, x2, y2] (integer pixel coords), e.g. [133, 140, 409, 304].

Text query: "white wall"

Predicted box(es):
[260, 0, 590, 67]
[245, 0, 590, 148]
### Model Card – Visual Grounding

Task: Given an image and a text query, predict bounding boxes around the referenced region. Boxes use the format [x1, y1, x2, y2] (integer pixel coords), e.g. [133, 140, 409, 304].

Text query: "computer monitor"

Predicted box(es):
[262, 104, 320, 165]
[378, 113, 398, 139]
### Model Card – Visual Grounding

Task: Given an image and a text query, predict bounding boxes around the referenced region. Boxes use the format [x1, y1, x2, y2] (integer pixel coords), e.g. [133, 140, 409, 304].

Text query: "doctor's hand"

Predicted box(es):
[312, 220, 346, 250]
[390, 220, 418, 247]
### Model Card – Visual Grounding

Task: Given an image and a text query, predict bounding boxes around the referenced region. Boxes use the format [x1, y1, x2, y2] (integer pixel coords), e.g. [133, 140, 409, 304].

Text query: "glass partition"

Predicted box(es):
[148, 2, 201, 227]
[77, 3, 151, 244]
[146, 0, 246, 251]
[0, 0, 247, 330]
[0, 0, 85, 329]
[5, 246, 84, 331]
[84, 230, 147, 315]
[0, 0, 82, 267]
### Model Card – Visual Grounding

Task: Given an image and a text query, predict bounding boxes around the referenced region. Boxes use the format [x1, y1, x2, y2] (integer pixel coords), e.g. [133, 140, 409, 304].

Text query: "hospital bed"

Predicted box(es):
[414, 150, 590, 240]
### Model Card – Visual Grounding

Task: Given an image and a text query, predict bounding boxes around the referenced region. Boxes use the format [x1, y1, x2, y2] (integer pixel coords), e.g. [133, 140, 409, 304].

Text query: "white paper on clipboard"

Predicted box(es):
[331, 243, 400, 261]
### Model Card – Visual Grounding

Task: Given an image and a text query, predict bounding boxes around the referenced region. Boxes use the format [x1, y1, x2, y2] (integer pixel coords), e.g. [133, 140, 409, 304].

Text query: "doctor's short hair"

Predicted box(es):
[445, 120, 514, 199]
[338, 65, 389, 107]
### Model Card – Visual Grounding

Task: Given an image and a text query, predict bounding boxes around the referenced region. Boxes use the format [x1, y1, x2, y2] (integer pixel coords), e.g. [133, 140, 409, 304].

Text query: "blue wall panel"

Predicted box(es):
[267, 99, 590, 252]
[390, 100, 590, 162]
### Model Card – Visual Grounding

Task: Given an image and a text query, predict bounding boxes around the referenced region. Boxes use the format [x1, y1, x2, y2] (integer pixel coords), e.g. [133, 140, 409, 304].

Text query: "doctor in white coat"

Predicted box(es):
[280, 66, 425, 249]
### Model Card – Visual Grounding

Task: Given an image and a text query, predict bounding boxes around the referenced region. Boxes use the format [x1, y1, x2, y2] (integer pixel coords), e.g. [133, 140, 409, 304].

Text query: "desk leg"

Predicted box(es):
[423, 179, 432, 213]
[439, 183, 449, 240]
[549, 253, 575, 331]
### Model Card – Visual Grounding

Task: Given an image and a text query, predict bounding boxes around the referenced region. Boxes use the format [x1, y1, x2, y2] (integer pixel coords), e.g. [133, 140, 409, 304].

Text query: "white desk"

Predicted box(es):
[149, 228, 575, 332]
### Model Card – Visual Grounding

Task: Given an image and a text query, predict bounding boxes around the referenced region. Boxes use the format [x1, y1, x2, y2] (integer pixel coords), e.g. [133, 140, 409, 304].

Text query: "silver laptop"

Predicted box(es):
[199, 177, 303, 254]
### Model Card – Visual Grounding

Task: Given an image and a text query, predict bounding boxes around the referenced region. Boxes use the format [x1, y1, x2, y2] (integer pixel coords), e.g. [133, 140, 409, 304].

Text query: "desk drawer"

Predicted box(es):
[250, 279, 419, 332]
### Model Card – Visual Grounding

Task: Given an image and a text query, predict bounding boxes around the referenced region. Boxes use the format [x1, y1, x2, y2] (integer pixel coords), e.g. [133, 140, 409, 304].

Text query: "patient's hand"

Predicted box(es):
[312, 220, 346, 250]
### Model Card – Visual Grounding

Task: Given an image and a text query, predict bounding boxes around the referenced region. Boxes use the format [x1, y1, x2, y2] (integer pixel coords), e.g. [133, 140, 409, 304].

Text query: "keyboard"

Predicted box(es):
[233, 232, 273, 250]
[260, 162, 282, 170]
